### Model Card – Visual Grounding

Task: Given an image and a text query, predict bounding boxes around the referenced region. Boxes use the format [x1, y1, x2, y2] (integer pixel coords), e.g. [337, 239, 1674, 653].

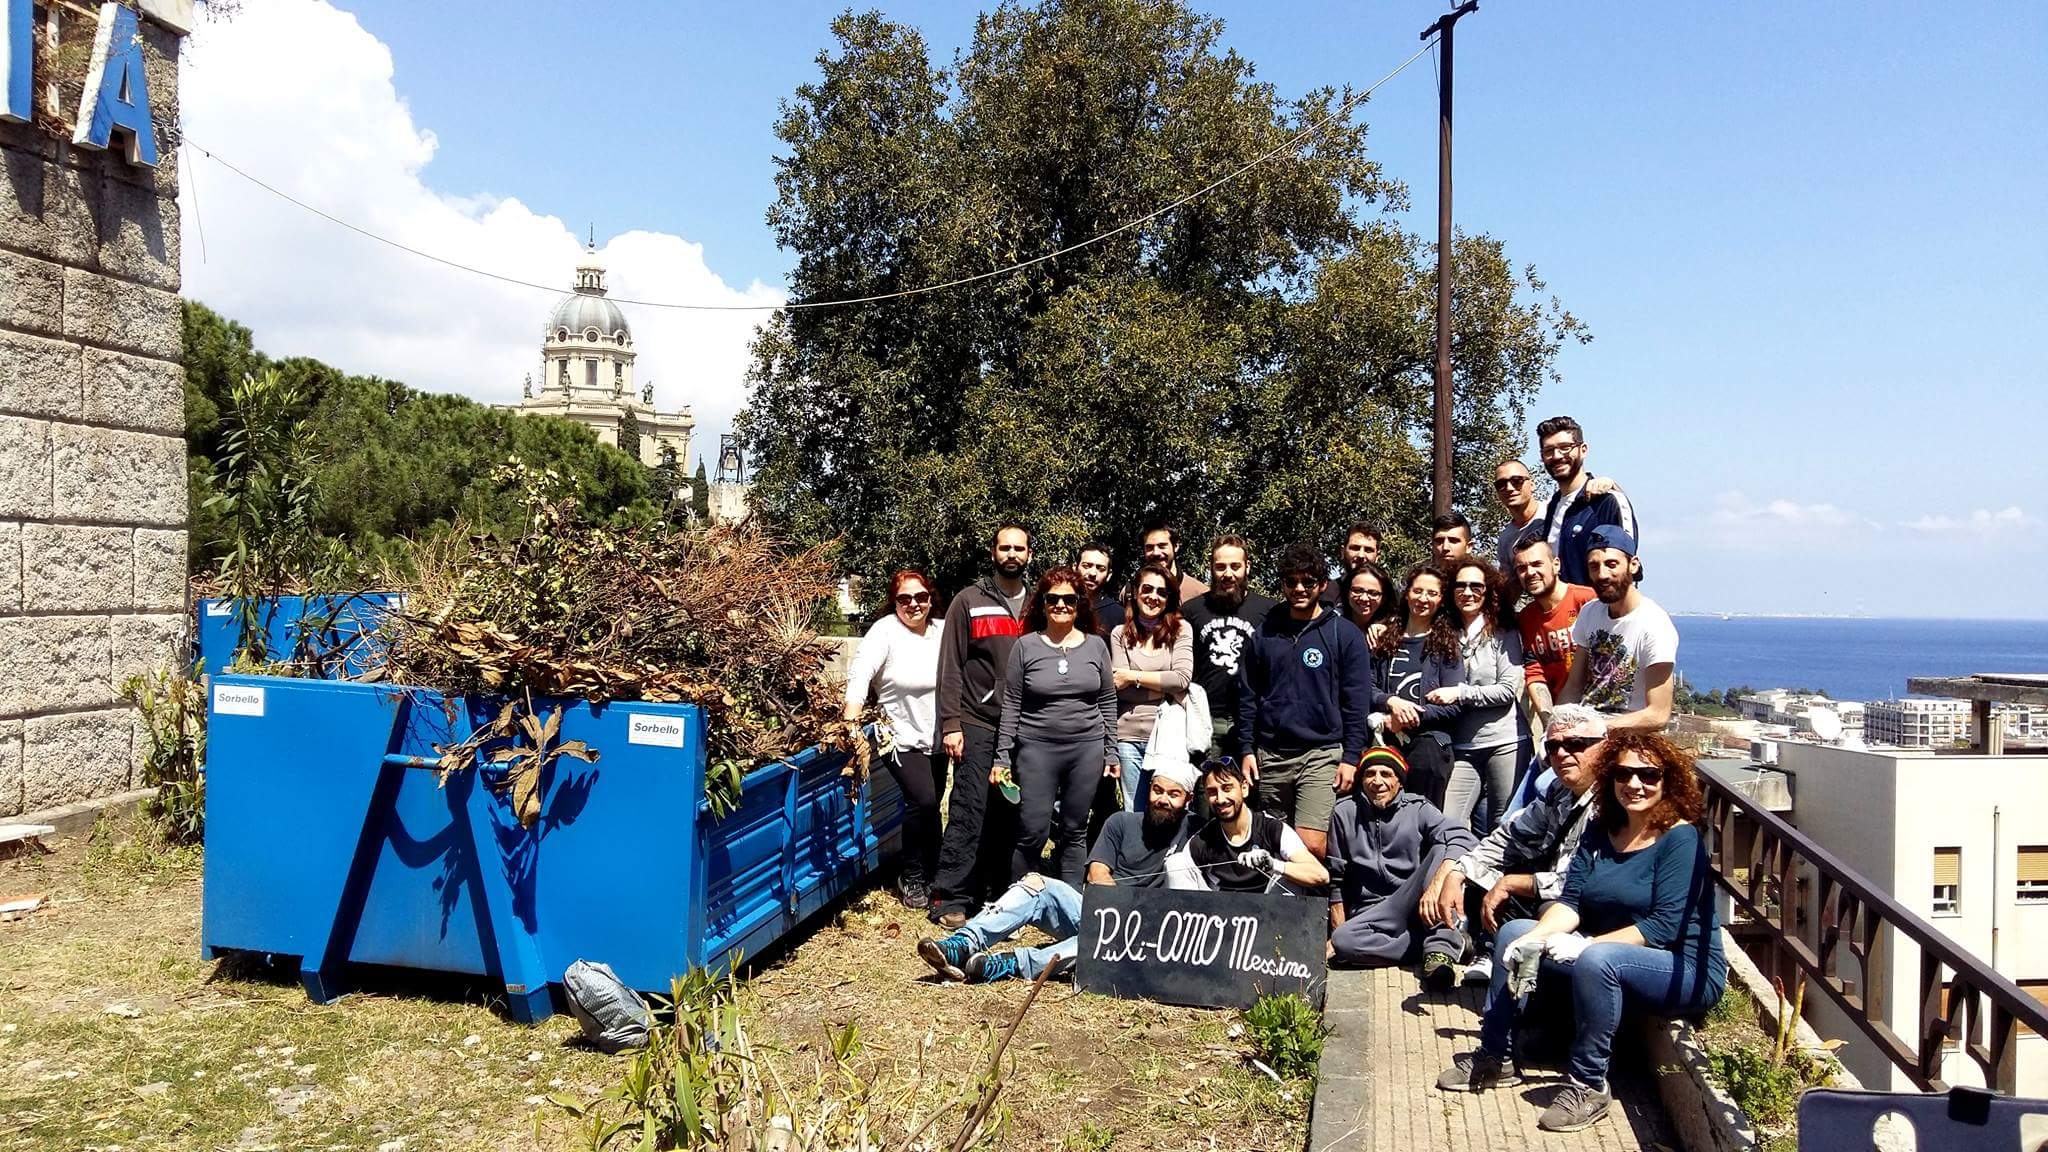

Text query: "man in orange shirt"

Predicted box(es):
[1510, 537, 1596, 734]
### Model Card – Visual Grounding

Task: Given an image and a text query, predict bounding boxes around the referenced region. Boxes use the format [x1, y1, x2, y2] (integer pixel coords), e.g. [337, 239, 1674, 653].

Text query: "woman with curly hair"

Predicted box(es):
[1436, 729, 1726, 1134]
[995, 567, 1118, 886]
[1435, 558, 1526, 834]
[1109, 564, 1194, 811]
[1368, 565, 1466, 805]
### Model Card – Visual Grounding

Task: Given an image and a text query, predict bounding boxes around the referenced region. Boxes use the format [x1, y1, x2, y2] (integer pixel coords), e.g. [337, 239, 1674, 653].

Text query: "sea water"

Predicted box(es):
[1670, 616, 2048, 702]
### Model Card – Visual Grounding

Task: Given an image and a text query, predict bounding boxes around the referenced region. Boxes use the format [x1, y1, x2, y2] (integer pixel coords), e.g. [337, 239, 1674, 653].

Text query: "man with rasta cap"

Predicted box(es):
[916, 753, 1200, 984]
[1325, 745, 1477, 990]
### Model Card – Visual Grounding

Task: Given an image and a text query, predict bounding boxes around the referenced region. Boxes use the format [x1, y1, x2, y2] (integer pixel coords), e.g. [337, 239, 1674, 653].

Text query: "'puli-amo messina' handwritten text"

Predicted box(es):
[1087, 907, 1314, 981]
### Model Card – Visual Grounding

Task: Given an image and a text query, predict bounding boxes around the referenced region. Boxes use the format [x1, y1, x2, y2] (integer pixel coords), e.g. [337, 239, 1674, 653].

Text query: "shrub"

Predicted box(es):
[1240, 993, 1329, 1081]
[120, 661, 208, 844]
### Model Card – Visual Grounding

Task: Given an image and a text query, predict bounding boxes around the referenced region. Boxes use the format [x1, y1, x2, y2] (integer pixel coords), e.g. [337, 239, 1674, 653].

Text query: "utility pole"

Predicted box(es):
[1422, 1, 1478, 519]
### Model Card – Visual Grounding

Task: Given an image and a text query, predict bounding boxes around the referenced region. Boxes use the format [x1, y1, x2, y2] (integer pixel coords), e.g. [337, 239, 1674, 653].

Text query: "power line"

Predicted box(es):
[183, 38, 1435, 313]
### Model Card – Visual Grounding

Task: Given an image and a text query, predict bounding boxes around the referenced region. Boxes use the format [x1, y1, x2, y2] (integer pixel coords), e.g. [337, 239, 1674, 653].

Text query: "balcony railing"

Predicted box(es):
[1701, 771, 2048, 1094]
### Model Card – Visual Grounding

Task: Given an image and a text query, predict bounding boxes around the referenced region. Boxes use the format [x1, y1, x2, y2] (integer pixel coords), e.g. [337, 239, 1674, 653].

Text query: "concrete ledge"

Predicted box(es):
[1643, 1014, 1758, 1152]
[13, 786, 152, 842]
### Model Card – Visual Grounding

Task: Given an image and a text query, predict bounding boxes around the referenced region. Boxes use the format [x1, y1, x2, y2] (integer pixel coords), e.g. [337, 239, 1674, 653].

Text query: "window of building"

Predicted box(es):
[2022, 980, 2048, 1037]
[585, 360, 597, 391]
[2018, 847, 2048, 905]
[1932, 847, 1961, 915]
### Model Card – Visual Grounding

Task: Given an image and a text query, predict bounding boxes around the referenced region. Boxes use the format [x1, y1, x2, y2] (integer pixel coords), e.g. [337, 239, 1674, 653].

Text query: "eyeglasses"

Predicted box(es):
[1553, 736, 1601, 754]
[1137, 584, 1168, 597]
[1540, 441, 1584, 459]
[894, 592, 931, 606]
[1042, 593, 1079, 608]
[1453, 580, 1488, 593]
[1615, 764, 1664, 786]
[1281, 575, 1321, 590]
[1493, 476, 1530, 490]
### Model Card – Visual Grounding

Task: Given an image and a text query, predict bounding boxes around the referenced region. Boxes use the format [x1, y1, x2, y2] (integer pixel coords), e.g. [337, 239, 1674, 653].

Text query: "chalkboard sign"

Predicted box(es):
[1075, 885, 1327, 1010]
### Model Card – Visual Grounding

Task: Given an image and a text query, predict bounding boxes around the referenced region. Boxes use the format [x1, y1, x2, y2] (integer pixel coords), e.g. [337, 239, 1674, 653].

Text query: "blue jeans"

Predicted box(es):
[955, 877, 1082, 979]
[1116, 740, 1149, 811]
[1478, 918, 1725, 1088]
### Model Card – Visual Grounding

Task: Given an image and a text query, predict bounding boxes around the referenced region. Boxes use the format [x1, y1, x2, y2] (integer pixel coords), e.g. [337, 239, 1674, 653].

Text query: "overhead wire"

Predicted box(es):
[181, 37, 1436, 313]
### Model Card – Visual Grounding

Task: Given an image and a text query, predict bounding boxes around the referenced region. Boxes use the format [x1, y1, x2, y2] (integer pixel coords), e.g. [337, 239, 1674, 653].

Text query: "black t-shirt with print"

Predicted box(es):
[1186, 811, 1293, 893]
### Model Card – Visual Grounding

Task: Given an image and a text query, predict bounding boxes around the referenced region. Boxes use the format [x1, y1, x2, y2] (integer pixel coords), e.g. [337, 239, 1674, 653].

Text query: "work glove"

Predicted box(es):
[1503, 934, 1545, 998]
[1237, 847, 1276, 874]
[1542, 932, 1590, 965]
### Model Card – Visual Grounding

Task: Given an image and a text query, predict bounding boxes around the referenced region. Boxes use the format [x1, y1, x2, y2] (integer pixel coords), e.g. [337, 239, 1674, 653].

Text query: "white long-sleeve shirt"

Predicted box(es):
[843, 614, 945, 752]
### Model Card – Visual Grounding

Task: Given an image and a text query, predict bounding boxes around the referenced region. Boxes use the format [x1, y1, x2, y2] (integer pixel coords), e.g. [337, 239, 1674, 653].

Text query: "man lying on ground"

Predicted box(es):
[1166, 757, 1329, 894]
[916, 758, 1197, 984]
[1326, 747, 1475, 989]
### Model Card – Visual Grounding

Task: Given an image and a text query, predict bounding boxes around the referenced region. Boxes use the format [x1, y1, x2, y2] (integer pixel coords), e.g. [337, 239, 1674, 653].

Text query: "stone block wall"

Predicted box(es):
[0, 7, 189, 816]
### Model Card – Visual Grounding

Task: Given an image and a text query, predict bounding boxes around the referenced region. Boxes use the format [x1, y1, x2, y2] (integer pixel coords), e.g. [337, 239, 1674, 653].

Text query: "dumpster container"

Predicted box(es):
[195, 593, 405, 679]
[201, 675, 902, 1022]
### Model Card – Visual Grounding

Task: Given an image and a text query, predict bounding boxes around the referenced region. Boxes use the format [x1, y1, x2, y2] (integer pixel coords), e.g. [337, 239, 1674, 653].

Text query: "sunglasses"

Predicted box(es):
[1453, 580, 1488, 592]
[1614, 764, 1664, 786]
[894, 592, 931, 606]
[1493, 476, 1530, 490]
[1553, 735, 1601, 754]
[1281, 575, 1322, 590]
[1137, 584, 1168, 597]
[1042, 593, 1079, 608]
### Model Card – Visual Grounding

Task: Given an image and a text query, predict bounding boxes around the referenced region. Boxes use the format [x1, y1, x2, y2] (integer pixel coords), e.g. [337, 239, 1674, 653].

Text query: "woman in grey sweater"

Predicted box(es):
[995, 566, 1119, 886]
[1433, 559, 1526, 833]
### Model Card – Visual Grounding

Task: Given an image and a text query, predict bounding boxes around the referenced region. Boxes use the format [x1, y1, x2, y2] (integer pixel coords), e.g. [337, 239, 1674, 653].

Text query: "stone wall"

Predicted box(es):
[0, 6, 189, 816]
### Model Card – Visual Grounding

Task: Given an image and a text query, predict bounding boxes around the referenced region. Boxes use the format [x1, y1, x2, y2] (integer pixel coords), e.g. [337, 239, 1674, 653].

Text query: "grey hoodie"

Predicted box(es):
[1325, 790, 1477, 911]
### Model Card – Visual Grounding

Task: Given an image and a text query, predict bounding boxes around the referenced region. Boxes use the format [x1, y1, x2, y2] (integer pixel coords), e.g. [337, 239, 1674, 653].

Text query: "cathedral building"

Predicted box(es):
[513, 240, 695, 469]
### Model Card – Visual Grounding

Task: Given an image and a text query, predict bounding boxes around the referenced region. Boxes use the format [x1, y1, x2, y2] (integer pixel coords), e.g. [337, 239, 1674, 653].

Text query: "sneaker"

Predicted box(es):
[896, 878, 930, 911]
[1463, 956, 1493, 985]
[917, 934, 973, 982]
[1435, 1051, 1521, 1093]
[962, 950, 1023, 984]
[1538, 1080, 1612, 1132]
[1421, 951, 1460, 992]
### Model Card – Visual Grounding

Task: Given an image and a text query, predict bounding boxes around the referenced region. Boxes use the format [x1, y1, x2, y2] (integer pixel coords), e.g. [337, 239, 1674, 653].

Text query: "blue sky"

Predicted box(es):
[179, 1, 2048, 617]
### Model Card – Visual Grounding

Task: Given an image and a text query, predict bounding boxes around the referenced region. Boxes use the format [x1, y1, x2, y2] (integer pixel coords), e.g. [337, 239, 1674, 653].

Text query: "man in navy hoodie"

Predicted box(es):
[1236, 541, 1379, 860]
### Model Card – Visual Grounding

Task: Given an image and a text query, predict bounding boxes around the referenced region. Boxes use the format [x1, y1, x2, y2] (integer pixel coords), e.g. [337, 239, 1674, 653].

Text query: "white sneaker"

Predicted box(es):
[1463, 957, 1493, 984]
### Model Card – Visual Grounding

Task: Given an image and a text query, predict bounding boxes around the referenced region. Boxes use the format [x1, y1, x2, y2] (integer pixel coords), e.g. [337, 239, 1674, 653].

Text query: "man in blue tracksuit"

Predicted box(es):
[1236, 541, 1381, 860]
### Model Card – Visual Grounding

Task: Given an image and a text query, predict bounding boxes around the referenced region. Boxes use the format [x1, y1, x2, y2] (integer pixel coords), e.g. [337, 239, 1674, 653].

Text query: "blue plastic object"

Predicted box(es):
[194, 594, 405, 679]
[201, 676, 902, 1022]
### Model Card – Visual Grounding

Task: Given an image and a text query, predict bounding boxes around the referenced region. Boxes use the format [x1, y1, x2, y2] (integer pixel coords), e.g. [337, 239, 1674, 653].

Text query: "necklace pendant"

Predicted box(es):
[1057, 657, 1070, 676]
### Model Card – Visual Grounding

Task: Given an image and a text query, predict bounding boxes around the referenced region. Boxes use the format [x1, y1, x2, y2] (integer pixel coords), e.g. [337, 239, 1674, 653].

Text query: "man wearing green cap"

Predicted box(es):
[1326, 746, 1477, 989]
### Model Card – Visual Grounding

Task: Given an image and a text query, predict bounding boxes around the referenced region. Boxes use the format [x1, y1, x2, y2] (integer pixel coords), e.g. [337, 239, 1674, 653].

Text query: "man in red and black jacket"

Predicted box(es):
[929, 522, 1033, 927]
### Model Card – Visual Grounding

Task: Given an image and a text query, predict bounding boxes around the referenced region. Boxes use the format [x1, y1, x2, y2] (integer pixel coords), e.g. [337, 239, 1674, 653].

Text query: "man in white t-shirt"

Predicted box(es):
[1558, 526, 1676, 732]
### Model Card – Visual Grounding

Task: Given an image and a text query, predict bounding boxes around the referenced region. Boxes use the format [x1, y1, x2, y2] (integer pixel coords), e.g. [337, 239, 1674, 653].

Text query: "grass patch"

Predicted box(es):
[1695, 983, 1839, 1152]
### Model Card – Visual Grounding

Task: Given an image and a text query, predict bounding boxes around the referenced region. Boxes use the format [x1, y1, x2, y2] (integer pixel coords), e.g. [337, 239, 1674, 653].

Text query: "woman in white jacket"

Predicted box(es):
[1434, 559, 1525, 834]
[844, 569, 947, 910]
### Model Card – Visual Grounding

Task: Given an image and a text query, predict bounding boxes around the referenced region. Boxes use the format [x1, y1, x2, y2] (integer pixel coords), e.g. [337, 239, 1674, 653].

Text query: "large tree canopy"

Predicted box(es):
[184, 302, 656, 576]
[738, 0, 1585, 597]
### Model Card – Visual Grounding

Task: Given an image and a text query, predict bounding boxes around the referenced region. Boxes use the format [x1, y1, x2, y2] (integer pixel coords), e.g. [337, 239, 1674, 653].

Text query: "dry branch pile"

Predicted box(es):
[374, 462, 867, 818]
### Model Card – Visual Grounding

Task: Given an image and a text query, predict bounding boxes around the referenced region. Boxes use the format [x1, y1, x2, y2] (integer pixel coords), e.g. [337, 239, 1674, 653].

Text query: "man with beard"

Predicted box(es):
[1141, 521, 1210, 603]
[1167, 757, 1328, 893]
[1326, 747, 1476, 989]
[1511, 537, 1597, 735]
[1180, 536, 1278, 758]
[1559, 527, 1676, 732]
[1236, 542, 1375, 860]
[917, 759, 1199, 983]
[1532, 416, 1638, 587]
[1321, 522, 1384, 610]
[1421, 706, 1608, 983]
[1076, 542, 1123, 631]
[931, 522, 1034, 928]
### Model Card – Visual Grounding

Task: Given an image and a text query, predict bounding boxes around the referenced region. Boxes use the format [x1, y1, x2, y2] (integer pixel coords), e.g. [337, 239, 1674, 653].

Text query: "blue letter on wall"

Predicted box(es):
[73, 2, 157, 166]
[1, 0, 29, 124]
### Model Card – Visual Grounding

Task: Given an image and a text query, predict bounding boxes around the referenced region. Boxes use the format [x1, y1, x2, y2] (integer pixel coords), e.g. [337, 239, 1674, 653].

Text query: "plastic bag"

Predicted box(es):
[563, 959, 652, 1053]
[1183, 684, 1212, 753]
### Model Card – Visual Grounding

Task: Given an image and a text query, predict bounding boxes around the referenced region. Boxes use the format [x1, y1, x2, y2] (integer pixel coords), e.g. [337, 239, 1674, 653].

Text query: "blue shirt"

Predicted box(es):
[1560, 822, 1725, 987]
[1539, 475, 1639, 587]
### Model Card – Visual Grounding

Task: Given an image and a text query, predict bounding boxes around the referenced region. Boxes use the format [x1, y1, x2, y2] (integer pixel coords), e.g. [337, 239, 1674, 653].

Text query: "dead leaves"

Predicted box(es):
[434, 698, 602, 828]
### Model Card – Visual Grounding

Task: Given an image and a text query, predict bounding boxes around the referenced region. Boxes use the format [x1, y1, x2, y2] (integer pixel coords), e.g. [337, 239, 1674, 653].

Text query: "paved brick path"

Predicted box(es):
[1308, 968, 1675, 1152]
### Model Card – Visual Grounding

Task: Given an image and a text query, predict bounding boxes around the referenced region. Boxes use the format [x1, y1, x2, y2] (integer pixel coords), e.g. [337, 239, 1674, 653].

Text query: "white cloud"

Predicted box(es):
[175, 0, 780, 461]
[1901, 506, 2036, 539]
[1659, 491, 1880, 551]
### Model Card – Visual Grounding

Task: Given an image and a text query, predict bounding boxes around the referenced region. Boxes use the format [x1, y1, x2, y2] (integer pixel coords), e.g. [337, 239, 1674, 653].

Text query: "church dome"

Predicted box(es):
[548, 240, 630, 341]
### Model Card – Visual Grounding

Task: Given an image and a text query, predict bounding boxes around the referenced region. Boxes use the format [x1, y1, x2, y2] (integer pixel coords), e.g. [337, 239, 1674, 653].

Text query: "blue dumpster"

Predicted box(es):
[201, 675, 902, 1022]
[195, 594, 405, 679]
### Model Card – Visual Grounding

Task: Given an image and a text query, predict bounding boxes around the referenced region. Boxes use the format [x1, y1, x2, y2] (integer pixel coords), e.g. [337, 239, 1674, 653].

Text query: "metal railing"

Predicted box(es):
[1701, 771, 2048, 1093]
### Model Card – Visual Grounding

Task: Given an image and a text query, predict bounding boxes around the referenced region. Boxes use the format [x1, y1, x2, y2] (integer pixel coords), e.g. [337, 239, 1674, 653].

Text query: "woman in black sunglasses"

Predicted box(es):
[1438, 728, 1724, 1134]
[844, 568, 949, 910]
[993, 566, 1118, 886]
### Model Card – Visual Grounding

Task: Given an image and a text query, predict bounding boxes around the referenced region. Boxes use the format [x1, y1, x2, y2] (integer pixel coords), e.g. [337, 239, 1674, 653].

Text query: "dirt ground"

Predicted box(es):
[0, 821, 1309, 1151]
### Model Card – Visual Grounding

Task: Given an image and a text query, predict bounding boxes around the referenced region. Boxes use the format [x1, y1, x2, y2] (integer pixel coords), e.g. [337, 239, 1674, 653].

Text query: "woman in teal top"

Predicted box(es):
[1435, 728, 1726, 1134]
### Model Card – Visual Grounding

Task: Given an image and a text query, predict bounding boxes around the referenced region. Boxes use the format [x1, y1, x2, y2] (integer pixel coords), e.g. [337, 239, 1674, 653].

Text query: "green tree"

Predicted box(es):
[618, 407, 643, 463]
[739, 0, 1584, 597]
[692, 459, 712, 522]
[183, 302, 653, 575]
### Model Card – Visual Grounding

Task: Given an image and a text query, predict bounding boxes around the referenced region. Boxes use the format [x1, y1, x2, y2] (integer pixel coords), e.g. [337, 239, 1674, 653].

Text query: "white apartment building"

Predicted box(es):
[1864, 698, 1972, 749]
[1773, 743, 2048, 1094]
[1737, 691, 1866, 740]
